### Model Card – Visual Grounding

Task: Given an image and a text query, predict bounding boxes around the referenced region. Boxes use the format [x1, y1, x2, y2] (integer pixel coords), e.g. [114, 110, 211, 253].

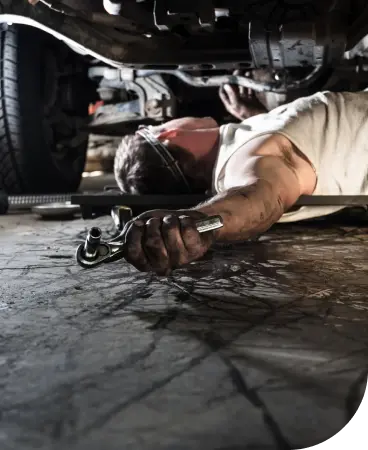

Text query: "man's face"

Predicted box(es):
[148, 116, 220, 161]
[140, 116, 220, 191]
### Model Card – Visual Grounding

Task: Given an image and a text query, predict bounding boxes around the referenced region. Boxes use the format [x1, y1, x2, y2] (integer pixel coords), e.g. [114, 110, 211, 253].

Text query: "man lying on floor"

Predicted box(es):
[114, 91, 368, 275]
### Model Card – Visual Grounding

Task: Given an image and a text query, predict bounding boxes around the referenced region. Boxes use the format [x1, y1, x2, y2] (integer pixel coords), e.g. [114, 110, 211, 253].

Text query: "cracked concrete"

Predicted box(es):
[0, 213, 367, 449]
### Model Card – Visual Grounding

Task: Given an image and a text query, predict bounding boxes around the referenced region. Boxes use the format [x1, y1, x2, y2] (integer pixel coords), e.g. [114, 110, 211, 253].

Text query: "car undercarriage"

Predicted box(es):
[2, 0, 368, 89]
[2, 0, 368, 194]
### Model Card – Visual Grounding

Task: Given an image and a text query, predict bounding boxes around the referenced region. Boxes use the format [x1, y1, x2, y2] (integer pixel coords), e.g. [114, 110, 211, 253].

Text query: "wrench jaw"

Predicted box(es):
[75, 242, 112, 269]
[75, 239, 126, 269]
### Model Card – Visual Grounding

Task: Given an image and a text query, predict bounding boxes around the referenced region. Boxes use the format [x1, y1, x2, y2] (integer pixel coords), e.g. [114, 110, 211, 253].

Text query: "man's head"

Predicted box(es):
[114, 117, 219, 195]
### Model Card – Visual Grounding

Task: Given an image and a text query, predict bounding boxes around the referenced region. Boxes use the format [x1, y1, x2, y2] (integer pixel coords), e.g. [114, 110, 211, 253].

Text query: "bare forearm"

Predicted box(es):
[194, 180, 285, 241]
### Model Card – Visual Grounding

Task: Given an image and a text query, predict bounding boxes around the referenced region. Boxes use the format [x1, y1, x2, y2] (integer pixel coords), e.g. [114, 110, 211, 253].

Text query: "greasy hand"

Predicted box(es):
[120, 210, 215, 275]
[219, 83, 267, 121]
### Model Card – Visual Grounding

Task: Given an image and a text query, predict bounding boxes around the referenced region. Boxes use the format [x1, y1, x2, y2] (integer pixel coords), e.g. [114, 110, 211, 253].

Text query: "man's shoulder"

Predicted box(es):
[270, 90, 368, 115]
[303, 90, 368, 109]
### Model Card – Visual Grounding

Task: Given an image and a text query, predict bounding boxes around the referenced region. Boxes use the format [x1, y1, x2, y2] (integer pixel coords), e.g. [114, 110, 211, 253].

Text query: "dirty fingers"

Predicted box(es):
[124, 214, 213, 275]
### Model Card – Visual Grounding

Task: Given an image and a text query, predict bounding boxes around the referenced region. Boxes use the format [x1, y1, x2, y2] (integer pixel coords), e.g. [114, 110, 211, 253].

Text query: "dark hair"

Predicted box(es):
[114, 133, 193, 195]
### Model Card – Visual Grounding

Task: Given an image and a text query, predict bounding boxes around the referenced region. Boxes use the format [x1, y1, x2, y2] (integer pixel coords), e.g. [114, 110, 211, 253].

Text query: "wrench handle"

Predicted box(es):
[195, 215, 223, 233]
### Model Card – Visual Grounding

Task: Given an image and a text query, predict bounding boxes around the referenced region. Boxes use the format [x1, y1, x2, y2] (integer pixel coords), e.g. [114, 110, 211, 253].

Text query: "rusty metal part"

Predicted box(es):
[249, 15, 346, 70]
[75, 215, 224, 269]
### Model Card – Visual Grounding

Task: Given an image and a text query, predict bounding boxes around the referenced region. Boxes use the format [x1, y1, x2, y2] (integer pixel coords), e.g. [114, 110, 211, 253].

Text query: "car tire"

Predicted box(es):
[0, 24, 90, 194]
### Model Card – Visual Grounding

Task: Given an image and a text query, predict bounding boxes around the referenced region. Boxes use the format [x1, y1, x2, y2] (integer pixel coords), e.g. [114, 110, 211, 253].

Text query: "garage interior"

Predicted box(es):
[1, 200, 368, 449]
[1, 1, 368, 449]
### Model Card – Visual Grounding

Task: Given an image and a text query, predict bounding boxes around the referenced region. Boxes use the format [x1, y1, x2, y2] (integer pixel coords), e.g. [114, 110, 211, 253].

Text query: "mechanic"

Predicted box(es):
[114, 90, 368, 275]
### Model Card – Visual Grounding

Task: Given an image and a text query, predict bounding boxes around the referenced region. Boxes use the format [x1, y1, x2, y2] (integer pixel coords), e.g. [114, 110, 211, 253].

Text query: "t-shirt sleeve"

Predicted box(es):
[270, 92, 333, 174]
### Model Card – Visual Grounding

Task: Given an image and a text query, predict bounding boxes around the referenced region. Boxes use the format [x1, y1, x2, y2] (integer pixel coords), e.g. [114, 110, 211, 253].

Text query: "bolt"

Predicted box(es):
[83, 227, 102, 260]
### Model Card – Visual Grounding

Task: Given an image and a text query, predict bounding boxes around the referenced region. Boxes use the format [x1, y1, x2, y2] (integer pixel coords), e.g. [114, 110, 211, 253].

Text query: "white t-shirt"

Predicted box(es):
[213, 91, 368, 222]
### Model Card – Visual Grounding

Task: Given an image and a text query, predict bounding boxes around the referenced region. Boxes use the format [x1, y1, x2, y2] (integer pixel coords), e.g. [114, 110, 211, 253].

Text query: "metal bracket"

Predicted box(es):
[88, 67, 176, 120]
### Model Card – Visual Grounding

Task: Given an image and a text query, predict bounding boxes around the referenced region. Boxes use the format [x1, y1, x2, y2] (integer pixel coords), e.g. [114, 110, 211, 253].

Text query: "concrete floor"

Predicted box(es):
[0, 211, 367, 450]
